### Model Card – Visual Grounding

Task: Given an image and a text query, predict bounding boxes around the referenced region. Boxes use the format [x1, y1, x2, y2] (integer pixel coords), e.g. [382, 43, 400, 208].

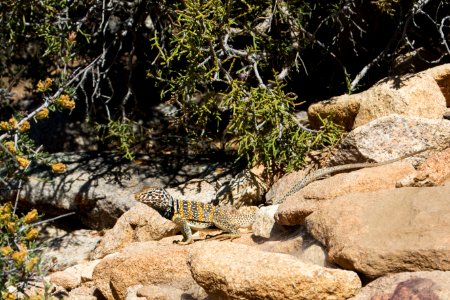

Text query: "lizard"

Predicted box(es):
[273, 148, 429, 205]
[134, 187, 257, 245]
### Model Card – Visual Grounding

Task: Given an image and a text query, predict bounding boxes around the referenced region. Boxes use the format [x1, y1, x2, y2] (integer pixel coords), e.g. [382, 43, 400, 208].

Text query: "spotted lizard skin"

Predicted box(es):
[135, 187, 256, 244]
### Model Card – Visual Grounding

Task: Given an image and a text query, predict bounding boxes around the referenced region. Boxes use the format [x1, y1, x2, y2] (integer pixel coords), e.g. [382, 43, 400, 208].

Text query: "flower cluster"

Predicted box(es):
[3, 141, 16, 154]
[56, 94, 76, 110]
[36, 78, 53, 92]
[0, 121, 9, 131]
[0, 117, 30, 133]
[51, 162, 67, 173]
[0, 203, 41, 296]
[15, 156, 30, 169]
[35, 108, 49, 120]
[18, 121, 30, 133]
[0, 117, 18, 132]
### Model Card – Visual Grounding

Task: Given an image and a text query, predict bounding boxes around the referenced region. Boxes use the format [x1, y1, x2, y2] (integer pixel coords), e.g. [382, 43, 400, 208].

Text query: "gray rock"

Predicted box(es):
[331, 115, 449, 165]
[40, 226, 101, 271]
[251, 205, 280, 238]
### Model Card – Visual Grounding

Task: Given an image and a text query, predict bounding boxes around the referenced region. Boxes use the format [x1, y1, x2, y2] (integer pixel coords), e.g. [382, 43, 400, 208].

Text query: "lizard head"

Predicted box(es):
[134, 187, 174, 215]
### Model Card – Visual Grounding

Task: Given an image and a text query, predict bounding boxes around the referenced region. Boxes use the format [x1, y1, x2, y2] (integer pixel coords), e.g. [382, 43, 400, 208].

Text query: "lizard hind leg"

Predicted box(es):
[207, 209, 241, 241]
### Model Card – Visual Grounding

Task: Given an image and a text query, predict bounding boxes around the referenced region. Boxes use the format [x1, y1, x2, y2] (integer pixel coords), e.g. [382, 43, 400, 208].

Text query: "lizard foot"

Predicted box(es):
[173, 239, 194, 245]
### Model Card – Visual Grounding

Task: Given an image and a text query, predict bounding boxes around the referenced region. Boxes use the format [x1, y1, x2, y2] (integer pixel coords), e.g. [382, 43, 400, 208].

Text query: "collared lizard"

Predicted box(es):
[135, 150, 429, 243]
[134, 187, 256, 245]
[273, 148, 429, 204]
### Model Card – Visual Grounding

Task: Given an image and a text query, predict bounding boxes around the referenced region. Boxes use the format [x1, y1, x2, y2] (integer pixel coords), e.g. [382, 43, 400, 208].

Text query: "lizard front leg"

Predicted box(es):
[172, 215, 194, 245]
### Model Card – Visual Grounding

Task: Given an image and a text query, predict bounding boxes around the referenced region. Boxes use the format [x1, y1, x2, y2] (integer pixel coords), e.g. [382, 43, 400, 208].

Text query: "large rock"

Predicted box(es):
[330, 115, 449, 165]
[308, 64, 449, 130]
[397, 146, 450, 187]
[428, 63, 450, 106]
[92, 240, 204, 300]
[268, 115, 447, 207]
[40, 227, 101, 271]
[188, 241, 361, 299]
[275, 161, 415, 225]
[91, 202, 179, 259]
[350, 271, 450, 299]
[306, 184, 450, 278]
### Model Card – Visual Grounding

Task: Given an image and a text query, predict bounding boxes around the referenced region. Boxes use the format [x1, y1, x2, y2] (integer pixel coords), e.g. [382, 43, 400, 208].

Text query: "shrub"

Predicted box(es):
[1, 0, 449, 174]
[0, 204, 41, 297]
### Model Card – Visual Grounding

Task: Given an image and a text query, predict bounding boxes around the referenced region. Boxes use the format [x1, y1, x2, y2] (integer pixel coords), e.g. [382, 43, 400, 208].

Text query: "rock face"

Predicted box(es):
[306, 184, 450, 278]
[268, 114, 448, 210]
[91, 202, 179, 259]
[330, 115, 449, 165]
[397, 147, 450, 187]
[188, 241, 361, 300]
[275, 162, 415, 225]
[40, 227, 101, 272]
[350, 271, 450, 300]
[308, 63, 449, 130]
[428, 63, 450, 106]
[92, 241, 204, 300]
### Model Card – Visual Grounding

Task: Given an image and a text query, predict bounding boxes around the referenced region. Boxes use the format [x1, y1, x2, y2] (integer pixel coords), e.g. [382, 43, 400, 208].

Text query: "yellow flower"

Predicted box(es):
[1, 202, 13, 213]
[19, 120, 30, 133]
[8, 117, 17, 129]
[12, 248, 27, 265]
[16, 156, 30, 169]
[0, 212, 11, 222]
[36, 78, 53, 92]
[56, 94, 76, 110]
[6, 221, 16, 234]
[25, 228, 39, 240]
[51, 162, 67, 173]
[2, 292, 17, 300]
[35, 108, 49, 120]
[4, 141, 16, 154]
[0, 121, 10, 131]
[0, 246, 13, 256]
[23, 209, 38, 223]
[25, 257, 39, 272]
